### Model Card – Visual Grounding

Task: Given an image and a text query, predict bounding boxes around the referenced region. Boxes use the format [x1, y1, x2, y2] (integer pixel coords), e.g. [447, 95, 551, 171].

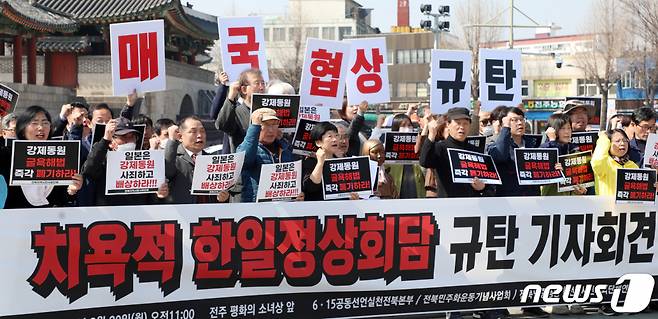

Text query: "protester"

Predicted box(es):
[479, 110, 493, 136]
[166, 115, 230, 204]
[1, 113, 16, 143]
[302, 121, 359, 201]
[386, 113, 426, 199]
[90, 102, 114, 125]
[419, 107, 491, 198]
[152, 118, 175, 150]
[487, 107, 542, 197]
[215, 68, 266, 153]
[361, 139, 398, 199]
[591, 129, 638, 196]
[629, 106, 656, 166]
[81, 117, 169, 206]
[417, 114, 448, 198]
[333, 121, 351, 157]
[338, 99, 371, 156]
[485, 105, 508, 146]
[267, 80, 295, 95]
[209, 70, 232, 154]
[0, 105, 82, 209]
[53, 101, 88, 139]
[540, 113, 586, 197]
[236, 108, 294, 202]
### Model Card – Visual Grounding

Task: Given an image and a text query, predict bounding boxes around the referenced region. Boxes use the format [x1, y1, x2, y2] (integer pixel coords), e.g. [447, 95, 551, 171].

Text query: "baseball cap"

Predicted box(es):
[446, 107, 471, 122]
[258, 108, 280, 122]
[114, 117, 140, 136]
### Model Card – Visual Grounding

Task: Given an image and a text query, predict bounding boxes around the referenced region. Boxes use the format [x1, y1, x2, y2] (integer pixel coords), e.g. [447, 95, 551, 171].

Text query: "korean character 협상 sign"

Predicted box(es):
[447, 148, 501, 185]
[430, 50, 472, 114]
[10, 140, 80, 186]
[346, 37, 389, 105]
[514, 148, 564, 185]
[479, 49, 522, 111]
[218, 16, 269, 82]
[110, 20, 166, 96]
[299, 38, 351, 108]
[616, 168, 657, 205]
[105, 150, 165, 195]
[191, 152, 245, 195]
[257, 160, 302, 202]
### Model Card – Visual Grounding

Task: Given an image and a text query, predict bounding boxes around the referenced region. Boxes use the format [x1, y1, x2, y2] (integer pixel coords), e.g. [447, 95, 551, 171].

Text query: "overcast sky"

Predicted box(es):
[188, 0, 593, 40]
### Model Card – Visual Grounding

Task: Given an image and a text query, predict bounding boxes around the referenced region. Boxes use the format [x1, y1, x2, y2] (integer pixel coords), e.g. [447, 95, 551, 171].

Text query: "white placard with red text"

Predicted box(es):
[430, 50, 472, 114]
[218, 17, 269, 82]
[110, 20, 166, 96]
[346, 38, 390, 105]
[299, 38, 351, 109]
[643, 133, 658, 169]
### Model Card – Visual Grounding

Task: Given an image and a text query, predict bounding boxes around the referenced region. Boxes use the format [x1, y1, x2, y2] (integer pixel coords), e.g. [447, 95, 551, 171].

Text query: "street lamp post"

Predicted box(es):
[420, 4, 450, 49]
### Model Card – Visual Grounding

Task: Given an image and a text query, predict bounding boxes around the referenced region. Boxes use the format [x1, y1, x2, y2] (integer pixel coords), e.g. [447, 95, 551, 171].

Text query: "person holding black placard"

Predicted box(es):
[591, 129, 639, 196]
[301, 121, 359, 201]
[487, 107, 542, 198]
[385, 113, 426, 199]
[361, 139, 397, 199]
[540, 113, 586, 197]
[629, 106, 656, 166]
[237, 108, 295, 203]
[0, 106, 82, 209]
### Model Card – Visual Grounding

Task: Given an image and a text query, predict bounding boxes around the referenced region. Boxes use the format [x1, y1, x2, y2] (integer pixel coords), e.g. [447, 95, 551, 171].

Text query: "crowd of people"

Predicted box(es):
[0, 68, 657, 317]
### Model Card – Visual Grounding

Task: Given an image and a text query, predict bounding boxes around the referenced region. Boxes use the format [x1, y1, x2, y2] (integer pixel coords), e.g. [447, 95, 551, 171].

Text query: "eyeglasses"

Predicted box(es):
[29, 121, 51, 127]
[638, 124, 656, 131]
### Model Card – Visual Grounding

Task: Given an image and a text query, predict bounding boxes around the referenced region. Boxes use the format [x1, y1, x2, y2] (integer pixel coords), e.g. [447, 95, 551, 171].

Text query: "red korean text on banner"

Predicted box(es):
[299, 39, 351, 108]
[346, 38, 390, 105]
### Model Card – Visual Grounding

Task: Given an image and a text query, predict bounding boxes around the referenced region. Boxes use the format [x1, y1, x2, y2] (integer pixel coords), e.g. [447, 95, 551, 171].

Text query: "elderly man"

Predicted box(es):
[166, 115, 229, 204]
[1, 113, 16, 141]
[237, 108, 294, 202]
[215, 68, 266, 153]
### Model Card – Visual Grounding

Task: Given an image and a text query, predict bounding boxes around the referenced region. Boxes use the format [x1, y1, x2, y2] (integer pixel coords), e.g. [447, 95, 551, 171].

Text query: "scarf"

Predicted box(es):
[20, 185, 54, 207]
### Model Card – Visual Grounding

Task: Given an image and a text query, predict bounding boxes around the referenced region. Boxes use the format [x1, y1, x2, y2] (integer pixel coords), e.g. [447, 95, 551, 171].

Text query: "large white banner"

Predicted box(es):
[430, 50, 472, 114]
[345, 37, 390, 105]
[479, 49, 522, 111]
[218, 17, 269, 82]
[1, 196, 656, 318]
[110, 20, 166, 96]
[299, 38, 351, 109]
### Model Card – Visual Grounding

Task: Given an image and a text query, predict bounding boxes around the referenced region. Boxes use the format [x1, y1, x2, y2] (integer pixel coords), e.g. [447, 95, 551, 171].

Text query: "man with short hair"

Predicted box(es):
[1, 113, 16, 140]
[215, 68, 266, 153]
[53, 101, 89, 140]
[237, 108, 294, 202]
[630, 106, 657, 166]
[166, 116, 228, 204]
[152, 118, 175, 150]
[82, 117, 168, 206]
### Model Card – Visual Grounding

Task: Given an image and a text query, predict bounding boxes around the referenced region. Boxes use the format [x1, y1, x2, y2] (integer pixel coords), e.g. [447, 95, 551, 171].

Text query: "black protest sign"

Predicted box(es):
[322, 156, 373, 200]
[252, 94, 300, 133]
[292, 119, 319, 156]
[384, 132, 418, 163]
[0, 83, 18, 117]
[524, 134, 543, 148]
[570, 131, 598, 153]
[447, 148, 501, 185]
[514, 148, 564, 185]
[557, 151, 595, 192]
[10, 140, 80, 185]
[466, 136, 486, 154]
[616, 168, 657, 204]
[91, 123, 106, 145]
[133, 124, 146, 150]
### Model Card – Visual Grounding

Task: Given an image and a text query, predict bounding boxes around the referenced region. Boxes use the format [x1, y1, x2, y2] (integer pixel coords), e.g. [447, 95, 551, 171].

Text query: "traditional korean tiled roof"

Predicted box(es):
[35, 0, 218, 40]
[37, 36, 93, 53]
[0, 0, 77, 33]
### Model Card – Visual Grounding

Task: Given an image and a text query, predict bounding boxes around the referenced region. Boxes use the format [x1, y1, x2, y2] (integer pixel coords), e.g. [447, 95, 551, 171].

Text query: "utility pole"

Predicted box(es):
[420, 4, 450, 49]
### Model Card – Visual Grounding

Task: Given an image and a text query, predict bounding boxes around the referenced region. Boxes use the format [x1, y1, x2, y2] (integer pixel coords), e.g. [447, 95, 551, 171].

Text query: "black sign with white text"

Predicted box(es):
[514, 148, 564, 185]
[447, 148, 501, 184]
[616, 168, 656, 204]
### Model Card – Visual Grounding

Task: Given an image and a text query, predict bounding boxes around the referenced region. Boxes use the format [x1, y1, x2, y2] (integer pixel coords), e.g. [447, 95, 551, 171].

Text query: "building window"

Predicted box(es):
[424, 49, 431, 64]
[338, 27, 352, 40]
[577, 79, 598, 96]
[289, 27, 301, 42]
[410, 50, 418, 64]
[403, 50, 411, 64]
[263, 28, 270, 42]
[273, 28, 286, 42]
[305, 27, 319, 39]
[521, 80, 529, 97]
[387, 49, 394, 65]
[397, 83, 407, 97]
[417, 82, 428, 97]
[322, 27, 335, 40]
[390, 83, 394, 97]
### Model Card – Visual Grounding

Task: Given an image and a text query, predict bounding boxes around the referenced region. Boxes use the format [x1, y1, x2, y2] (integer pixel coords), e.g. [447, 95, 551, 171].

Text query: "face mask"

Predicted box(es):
[160, 138, 169, 149]
[399, 127, 413, 133]
[482, 125, 494, 137]
[116, 142, 136, 152]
